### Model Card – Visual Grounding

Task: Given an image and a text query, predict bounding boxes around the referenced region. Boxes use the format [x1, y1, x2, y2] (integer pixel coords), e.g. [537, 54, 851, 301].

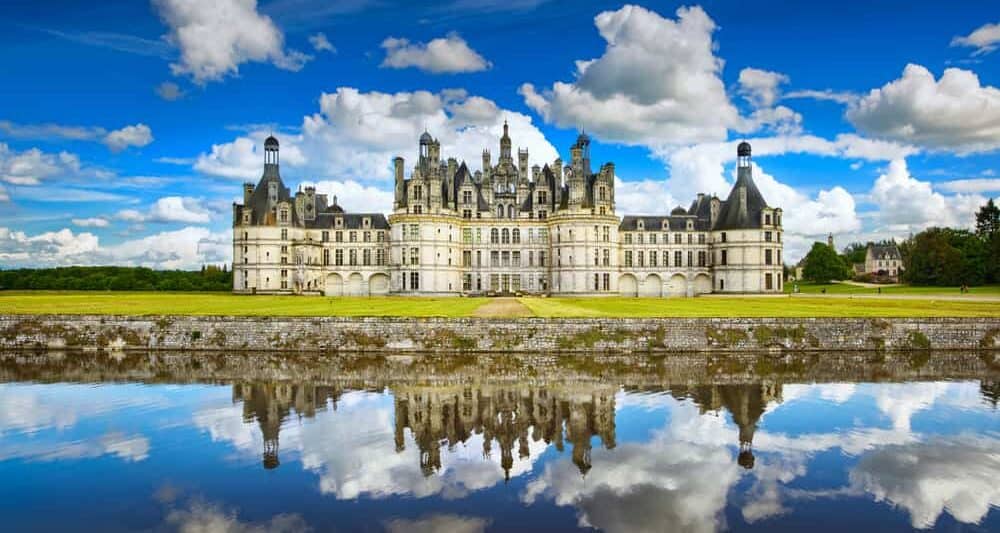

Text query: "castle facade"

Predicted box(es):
[232, 128, 783, 296]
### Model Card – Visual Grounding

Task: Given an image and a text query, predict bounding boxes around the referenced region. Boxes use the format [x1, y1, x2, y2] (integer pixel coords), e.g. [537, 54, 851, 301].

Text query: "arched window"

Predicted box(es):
[490, 228, 499, 244]
[508, 205, 514, 218]
[512, 228, 520, 244]
[497, 205, 504, 218]
[501, 228, 510, 244]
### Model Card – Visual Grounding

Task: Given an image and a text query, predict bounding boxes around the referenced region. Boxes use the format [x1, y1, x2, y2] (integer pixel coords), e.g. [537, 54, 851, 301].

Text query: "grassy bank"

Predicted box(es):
[0, 291, 486, 317]
[2, 291, 999, 318]
[785, 282, 1000, 296]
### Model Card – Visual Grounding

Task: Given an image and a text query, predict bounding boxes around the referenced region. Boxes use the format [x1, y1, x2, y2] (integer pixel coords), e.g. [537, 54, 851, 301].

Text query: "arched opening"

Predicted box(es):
[618, 274, 638, 297]
[368, 273, 390, 296]
[324, 273, 343, 297]
[508, 205, 514, 218]
[694, 273, 712, 295]
[346, 273, 364, 296]
[640, 273, 662, 297]
[667, 273, 687, 297]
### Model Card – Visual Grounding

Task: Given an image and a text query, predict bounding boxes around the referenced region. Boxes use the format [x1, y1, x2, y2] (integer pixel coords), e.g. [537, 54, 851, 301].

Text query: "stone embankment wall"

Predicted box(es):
[2, 315, 999, 353]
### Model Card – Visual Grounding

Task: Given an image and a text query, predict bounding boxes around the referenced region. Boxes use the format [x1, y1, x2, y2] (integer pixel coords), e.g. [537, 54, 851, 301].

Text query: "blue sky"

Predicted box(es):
[1, 0, 998, 267]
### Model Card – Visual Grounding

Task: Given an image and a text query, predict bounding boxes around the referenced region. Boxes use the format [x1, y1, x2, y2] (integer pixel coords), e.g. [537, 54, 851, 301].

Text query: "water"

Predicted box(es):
[0, 351, 997, 532]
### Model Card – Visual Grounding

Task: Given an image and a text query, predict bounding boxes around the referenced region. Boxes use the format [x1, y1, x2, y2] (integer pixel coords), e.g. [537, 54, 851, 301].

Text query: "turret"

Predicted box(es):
[243, 182, 254, 204]
[482, 149, 491, 177]
[500, 120, 512, 161]
[518, 148, 529, 184]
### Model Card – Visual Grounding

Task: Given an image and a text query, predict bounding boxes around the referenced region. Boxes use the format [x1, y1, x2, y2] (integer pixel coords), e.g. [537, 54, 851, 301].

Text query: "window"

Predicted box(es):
[349, 249, 357, 266]
[377, 249, 385, 266]
[281, 229, 288, 240]
[413, 185, 423, 200]
[335, 249, 343, 266]
[698, 251, 706, 267]
[491, 251, 499, 267]
[512, 228, 520, 244]
[281, 245, 288, 254]
[463, 228, 472, 244]
[765, 231, 773, 242]
[463, 209, 472, 219]
[720, 279, 725, 290]
[281, 256, 288, 265]
[363, 231, 371, 243]
[687, 251, 693, 267]
[501, 251, 510, 267]
[637, 233, 644, 245]
[720, 232, 727, 243]
[502, 228, 510, 244]
[688, 234, 693, 244]
[625, 233, 632, 244]
[363, 249, 371, 266]
[539, 251, 546, 267]
[413, 205, 422, 214]
[408, 224, 420, 240]
[765, 214, 772, 225]
[497, 205, 504, 218]
[603, 226, 610, 242]
[477, 250, 482, 266]
[508, 205, 514, 218]
[720, 250, 727, 266]
[650, 251, 657, 267]
[335, 231, 343, 242]
[675, 251, 683, 267]
[625, 251, 633, 267]
[410, 248, 419, 265]
[280, 210, 288, 223]
[650, 233, 657, 245]
[463, 190, 472, 204]
[674, 233, 682, 244]
[538, 210, 547, 219]
[350, 231, 357, 243]
[463, 274, 472, 291]
[637, 251, 644, 267]
[599, 186, 606, 201]
[603, 249, 610, 266]
[765, 272, 773, 290]
[490, 228, 499, 244]
[322, 231, 329, 242]
[594, 248, 600, 266]
[377, 231, 385, 242]
[529, 251, 534, 266]
[410, 272, 420, 290]
[463, 250, 472, 267]
[538, 191, 547, 204]
[512, 251, 521, 267]
[595, 273, 600, 291]
[323, 249, 330, 265]
[777, 250, 781, 264]
[698, 233, 706, 244]
[765, 249, 773, 265]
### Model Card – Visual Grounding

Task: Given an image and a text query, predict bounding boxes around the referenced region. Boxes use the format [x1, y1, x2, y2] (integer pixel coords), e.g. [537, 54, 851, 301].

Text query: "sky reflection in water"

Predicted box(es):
[0, 352, 998, 532]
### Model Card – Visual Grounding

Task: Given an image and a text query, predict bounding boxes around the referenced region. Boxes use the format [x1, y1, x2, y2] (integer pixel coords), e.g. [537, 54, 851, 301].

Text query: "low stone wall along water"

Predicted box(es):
[2, 315, 999, 354]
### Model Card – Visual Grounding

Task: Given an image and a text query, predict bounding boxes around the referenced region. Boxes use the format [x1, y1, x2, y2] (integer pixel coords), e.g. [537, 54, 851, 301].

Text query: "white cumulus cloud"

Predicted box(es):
[71, 217, 110, 228]
[153, 0, 311, 83]
[869, 159, 985, 232]
[115, 196, 214, 224]
[309, 32, 335, 53]
[0, 143, 81, 186]
[381, 33, 490, 73]
[847, 64, 1000, 154]
[103, 123, 153, 152]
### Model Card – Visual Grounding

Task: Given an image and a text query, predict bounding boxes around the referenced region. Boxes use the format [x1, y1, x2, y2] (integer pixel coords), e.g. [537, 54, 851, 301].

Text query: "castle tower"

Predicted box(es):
[500, 120, 512, 162]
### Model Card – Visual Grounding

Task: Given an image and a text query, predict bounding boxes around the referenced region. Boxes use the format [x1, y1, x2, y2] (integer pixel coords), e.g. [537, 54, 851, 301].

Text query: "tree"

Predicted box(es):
[904, 228, 968, 286]
[841, 242, 867, 265]
[802, 242, 851, 283]
[975, 199, 1000, 283]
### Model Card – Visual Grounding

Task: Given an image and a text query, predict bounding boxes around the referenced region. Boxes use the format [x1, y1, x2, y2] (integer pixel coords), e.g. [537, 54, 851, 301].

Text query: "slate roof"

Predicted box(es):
[713, 166, 770, 230]
[868, 243, 901, 260]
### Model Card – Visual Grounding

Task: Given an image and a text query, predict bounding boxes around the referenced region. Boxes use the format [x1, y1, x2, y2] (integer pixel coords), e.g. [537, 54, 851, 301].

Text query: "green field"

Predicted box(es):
[0, 292, 486, 317]
[1, 291, 999, 318]
[785, 282, 1000, 296]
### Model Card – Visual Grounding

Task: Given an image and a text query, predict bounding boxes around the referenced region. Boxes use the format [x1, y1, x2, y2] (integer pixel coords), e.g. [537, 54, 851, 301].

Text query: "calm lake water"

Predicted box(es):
[0, 351, 998, 532]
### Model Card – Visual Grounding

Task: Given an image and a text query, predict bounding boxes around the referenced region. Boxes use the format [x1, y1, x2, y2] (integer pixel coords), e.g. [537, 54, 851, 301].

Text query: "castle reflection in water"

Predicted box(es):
[233, 380, 779, 475]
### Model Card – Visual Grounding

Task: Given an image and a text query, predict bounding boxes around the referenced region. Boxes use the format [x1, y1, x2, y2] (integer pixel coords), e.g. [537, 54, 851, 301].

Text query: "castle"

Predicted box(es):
[232, 127, 783, 296]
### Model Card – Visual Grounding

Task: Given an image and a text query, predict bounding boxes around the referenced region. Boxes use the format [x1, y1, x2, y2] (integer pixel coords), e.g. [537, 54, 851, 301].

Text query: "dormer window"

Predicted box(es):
[637, 220, 644, 231]
[765, 213, 772, 225]
[335, 217, 343, 228]
[413, 185, 423, 200]
[280, 209, 289, 223]
[363, 217, 370, 228]
[686, 220, 693, 231]
[661, 220, 669, 231]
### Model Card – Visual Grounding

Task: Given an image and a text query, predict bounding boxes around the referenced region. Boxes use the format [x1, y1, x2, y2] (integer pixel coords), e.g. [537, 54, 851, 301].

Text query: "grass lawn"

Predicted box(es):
[518, 296, 1000, 318]
[785, 282, 1000, 296]
[1, 291, 998, 318]
[0, 291, 487, 317]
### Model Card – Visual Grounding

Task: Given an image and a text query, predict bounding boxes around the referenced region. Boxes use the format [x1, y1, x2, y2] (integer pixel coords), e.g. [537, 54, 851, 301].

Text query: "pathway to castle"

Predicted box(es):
[473, 298, 534, 318]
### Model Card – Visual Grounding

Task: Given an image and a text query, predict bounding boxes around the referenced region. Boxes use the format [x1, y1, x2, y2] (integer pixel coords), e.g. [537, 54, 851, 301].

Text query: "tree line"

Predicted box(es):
[797, 199, 1000, 286]
[0, 265, 232, 291]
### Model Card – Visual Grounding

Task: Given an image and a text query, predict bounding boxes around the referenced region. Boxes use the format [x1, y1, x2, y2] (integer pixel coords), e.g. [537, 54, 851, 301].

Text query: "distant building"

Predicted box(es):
[232, 133, 784, 296]
[862, 242, 903, 282]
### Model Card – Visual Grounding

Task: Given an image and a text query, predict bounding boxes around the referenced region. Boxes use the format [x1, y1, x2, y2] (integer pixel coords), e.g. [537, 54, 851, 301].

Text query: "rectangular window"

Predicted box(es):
[637, 233, 644, 245]
[698, 251, 706, 267]
[409, 225, 419, 240]
[698, 233, 706, 244]
[765, 272, 773, 290]
[650, 251, 657, 267]
[322, 231, 329, 242]
[603, 249, 610, 267]
[463, 190, 473, 204]
[539, 251, 546, 267]
[377, 231, 385, 242]
[463, 228, 472, 244]
[349, 249, 357, 266]
[410, 272, 420, 290]
[675, 251, 683, 267]
[377, 249, 385, 266]
[463, 250, 472, 267]
[765, 249, 773, 265]
[721, 250, 727, 265]
[335, 249, 343, 266]
[765, 231, 773, 242]
[512, 251, 521, 267]
[674, 233, 682, 244]
[477, 250, 482, 266]
[323, 249, 330, 265]
[650, 233, 657, 244]
[281, 229, 288, 240]
[363, 249, 371, 266]
[625, 250, 633, 267]
[491, 251, 499, 267]
[637, 251, 644, 267]
[335, 231, 343, 242]
[410, 248, 419, 265]
[350, 231, 357, 243]
[625, 233, 632, 244]
[721, 232, 727, 243]
[463, 274, 472, 291]
[687, 250, 693, 267]
[363, 231, 371, 243]
[502, 251, 510, 267]
[594, 273, 600, 291]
